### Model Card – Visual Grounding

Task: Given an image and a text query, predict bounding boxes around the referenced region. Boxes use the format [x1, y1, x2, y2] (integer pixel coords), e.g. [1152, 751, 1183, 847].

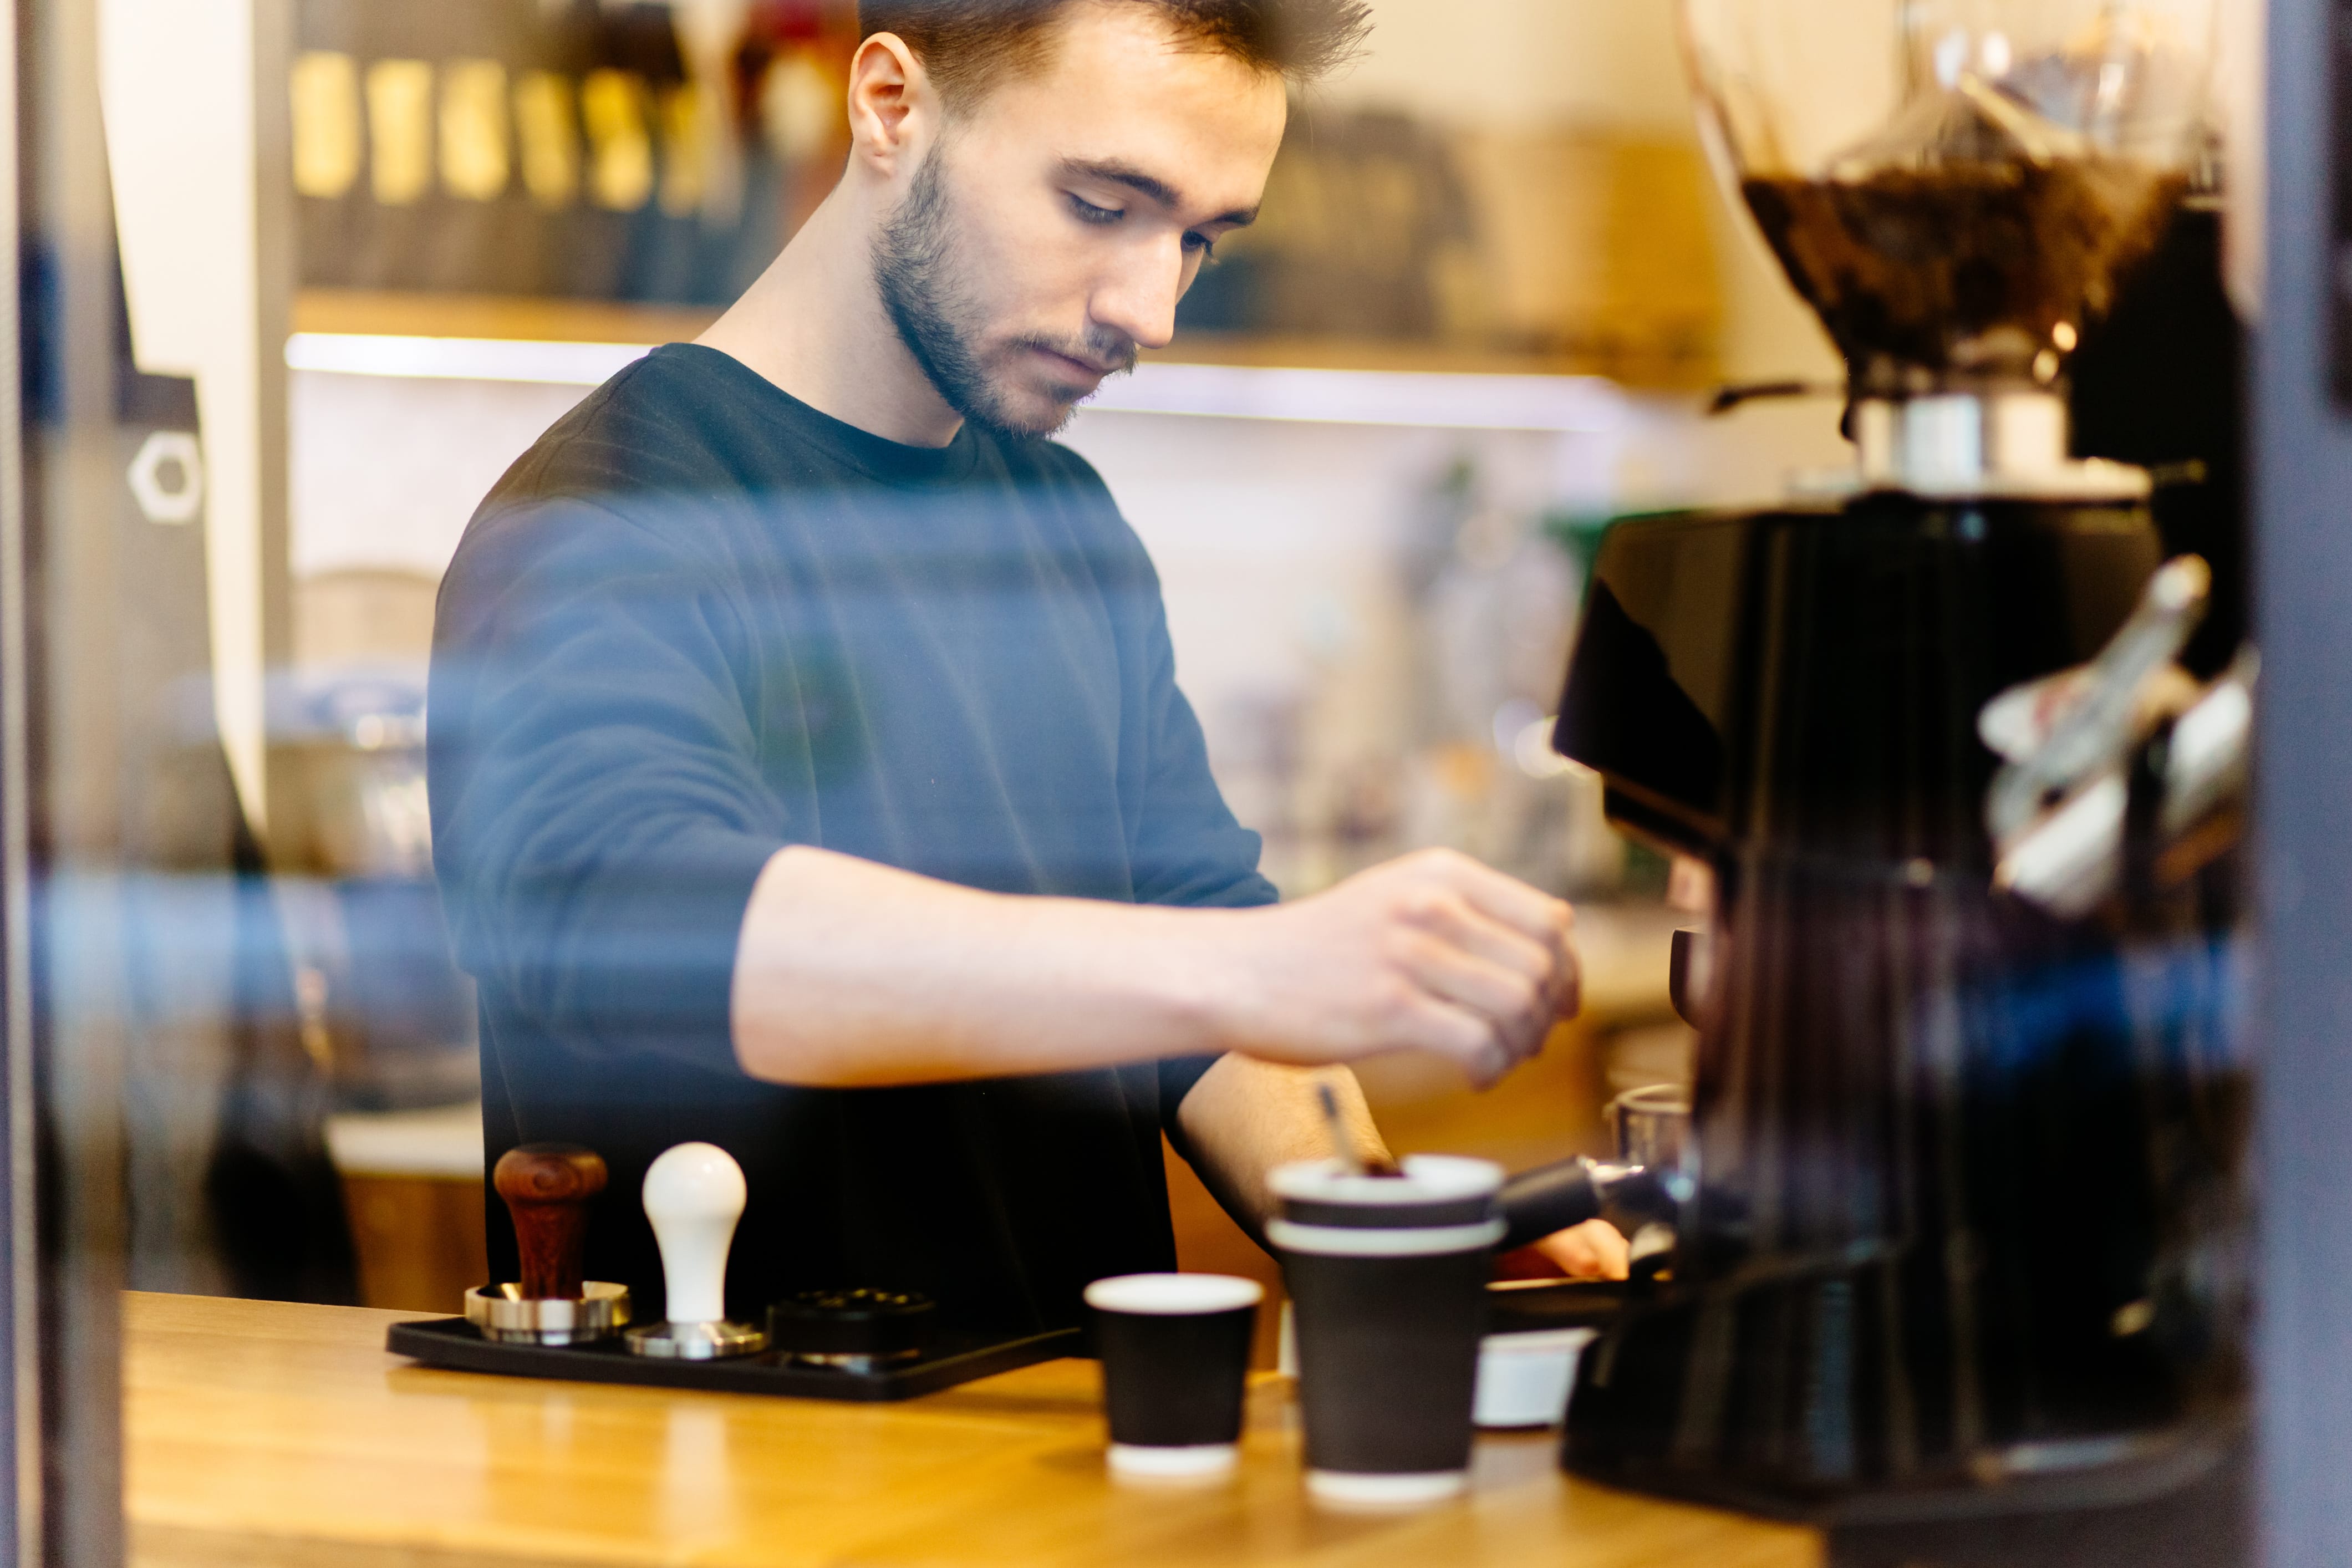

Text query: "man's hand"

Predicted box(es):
[1535, 1219, 1631, 1280]
[1202, 848, 1579, 1088]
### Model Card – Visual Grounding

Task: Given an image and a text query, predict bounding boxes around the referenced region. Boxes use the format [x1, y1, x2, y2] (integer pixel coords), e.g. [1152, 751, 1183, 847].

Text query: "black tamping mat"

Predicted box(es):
[387, 1316, 1083, 1402]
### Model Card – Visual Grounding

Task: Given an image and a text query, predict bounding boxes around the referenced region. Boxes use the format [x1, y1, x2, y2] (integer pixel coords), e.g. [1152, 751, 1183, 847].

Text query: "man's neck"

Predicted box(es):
[695, 186, 966, 450]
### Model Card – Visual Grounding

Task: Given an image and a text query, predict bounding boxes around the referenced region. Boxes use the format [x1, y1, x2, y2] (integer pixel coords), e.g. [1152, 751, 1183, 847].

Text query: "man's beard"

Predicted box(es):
[873, 149, 1137, 439]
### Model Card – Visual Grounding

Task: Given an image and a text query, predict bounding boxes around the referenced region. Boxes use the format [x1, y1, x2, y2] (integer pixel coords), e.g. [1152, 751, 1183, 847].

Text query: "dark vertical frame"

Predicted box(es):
[2261, 0, 2352, 1561]
[20, 0, 125, 1549]
[252, 0, 293, 820]
[8, 0, 303, 1551]
[0, 0, 28, 1552]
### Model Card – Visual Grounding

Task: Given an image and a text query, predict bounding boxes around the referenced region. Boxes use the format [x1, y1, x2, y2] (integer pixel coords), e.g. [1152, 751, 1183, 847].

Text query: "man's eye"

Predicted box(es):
[1182, 231, 1217, 260]
[1067, 193, 1123, 225]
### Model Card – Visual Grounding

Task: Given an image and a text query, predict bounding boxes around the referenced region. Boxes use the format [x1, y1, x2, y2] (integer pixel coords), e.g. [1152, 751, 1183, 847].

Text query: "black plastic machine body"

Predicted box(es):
[1546, 486, 2249, 1521]
[1539, 0, 2256, 1521]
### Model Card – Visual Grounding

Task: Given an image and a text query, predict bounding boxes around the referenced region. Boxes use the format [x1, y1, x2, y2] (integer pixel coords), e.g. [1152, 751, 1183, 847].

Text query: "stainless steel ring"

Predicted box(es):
[624, 1319, 770, 1360]
[464, 1281, 633, 1345]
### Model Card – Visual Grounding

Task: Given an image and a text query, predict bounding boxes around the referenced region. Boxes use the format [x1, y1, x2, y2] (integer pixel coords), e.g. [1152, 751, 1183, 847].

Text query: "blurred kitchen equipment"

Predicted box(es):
[1549, 0, 2247, 1523]
[325, 1101, 486, 1311]
[1981, 561, 2256, 917]
[1473, 1326, 1596, 1430]
[269, 670, 477, 1109]
[1606, 1085, 1690, 1170]
[270, 670, 432, 878]
[1603, 1086, 1688, 1281]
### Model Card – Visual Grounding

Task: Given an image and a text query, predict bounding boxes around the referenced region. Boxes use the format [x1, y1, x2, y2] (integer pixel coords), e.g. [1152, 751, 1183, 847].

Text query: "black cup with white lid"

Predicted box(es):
[1268, 1155, 1505, 1505]
[1085, 1272, 1263, 1479]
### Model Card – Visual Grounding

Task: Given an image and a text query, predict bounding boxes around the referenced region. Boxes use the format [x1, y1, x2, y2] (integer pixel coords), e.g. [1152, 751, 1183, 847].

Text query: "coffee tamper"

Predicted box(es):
[624, 1142, 769, 1360]
[465, 1143, 632, 1344]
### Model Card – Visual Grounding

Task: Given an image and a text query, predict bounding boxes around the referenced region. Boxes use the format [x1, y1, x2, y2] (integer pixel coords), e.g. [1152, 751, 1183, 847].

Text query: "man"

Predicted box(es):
[430, 0, 1625, 1332]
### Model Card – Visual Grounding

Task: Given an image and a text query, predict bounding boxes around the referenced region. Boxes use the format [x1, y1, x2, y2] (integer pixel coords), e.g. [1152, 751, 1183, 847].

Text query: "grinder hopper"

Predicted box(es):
[1687, 0, 2217, 491]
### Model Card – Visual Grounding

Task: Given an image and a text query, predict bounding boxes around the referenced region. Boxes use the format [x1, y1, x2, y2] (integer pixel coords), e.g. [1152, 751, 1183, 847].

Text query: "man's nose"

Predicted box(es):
[1090, 237, 1185, 353]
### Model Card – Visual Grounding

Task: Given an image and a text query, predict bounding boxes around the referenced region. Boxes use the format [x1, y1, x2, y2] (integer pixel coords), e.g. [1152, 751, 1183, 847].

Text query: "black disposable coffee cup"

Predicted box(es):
[1269, 1155, 1505, 1505]
[1084, 1273, 1264, 1479]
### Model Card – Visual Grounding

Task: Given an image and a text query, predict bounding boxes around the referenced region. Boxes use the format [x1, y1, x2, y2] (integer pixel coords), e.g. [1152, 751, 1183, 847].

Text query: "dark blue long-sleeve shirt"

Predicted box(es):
[429, 344, 1275, 1330]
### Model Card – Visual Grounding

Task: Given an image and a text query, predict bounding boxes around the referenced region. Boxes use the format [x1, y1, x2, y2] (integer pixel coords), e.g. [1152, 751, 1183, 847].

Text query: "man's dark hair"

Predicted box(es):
[858, 0, 1371, 106]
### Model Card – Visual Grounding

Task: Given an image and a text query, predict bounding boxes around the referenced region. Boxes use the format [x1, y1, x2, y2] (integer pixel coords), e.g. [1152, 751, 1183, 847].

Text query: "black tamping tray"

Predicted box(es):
[387, 1317, 1085, 1401]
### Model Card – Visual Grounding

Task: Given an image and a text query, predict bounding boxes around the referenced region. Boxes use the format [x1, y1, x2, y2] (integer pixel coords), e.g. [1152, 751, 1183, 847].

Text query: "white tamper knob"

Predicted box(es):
[623, 1142, 768, 1360]
[645, 1142, 743, 1324]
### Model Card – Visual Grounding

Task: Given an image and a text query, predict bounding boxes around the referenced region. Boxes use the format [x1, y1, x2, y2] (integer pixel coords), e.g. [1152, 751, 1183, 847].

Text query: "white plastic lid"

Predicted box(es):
[1267, 1154, 1504, 1208]
[1084, 1272, 1265, 1315]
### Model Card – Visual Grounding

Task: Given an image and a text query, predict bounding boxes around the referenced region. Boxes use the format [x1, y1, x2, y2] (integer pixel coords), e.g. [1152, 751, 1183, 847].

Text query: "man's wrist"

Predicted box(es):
[1144, 903, 1259, 1057]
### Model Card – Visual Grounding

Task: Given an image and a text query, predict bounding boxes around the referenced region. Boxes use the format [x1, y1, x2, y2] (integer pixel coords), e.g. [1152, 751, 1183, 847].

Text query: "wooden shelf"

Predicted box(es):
[293, 288, 719, 346]
[1150, 331, 1709, 388]
[292, 289, 1708, 388]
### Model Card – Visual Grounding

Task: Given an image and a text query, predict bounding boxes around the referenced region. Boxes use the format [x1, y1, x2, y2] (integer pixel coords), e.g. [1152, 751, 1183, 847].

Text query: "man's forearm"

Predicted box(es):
[1170, 1055, 1388, 1240]
[728, 845, 1236, 1086]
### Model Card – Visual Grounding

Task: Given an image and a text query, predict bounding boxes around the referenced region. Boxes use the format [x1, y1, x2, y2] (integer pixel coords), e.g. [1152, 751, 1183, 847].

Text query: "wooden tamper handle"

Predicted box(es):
[493, 1144, 607, 1300]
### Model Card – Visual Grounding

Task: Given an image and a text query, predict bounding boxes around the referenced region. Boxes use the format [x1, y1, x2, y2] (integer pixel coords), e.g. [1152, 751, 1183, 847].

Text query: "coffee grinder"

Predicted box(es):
[1549, 0, 2252, 1521]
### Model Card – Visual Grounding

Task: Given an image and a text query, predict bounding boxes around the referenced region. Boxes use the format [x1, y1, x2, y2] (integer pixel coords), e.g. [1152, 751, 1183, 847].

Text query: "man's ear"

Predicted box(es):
[846, 32, 935, 177]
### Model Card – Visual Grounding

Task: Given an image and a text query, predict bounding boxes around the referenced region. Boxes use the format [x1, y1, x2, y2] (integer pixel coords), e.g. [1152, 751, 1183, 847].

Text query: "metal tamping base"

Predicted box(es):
[625, 1320, 769, 1360]
[465, 1282, 632, 1345]
[768, 1287, 936, 1371]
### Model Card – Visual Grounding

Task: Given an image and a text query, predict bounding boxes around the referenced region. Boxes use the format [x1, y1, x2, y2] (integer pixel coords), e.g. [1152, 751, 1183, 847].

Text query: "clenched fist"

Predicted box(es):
[1200, 847, 1580, 1087]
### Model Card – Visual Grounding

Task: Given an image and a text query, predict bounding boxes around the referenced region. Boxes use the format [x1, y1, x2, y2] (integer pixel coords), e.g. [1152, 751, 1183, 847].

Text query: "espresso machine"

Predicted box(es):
[1549, 0, 2252, 1522]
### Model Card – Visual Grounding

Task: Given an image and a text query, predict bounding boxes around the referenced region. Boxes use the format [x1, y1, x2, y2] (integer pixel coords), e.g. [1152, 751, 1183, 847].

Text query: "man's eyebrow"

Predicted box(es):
[1060, 158, 1259, 228]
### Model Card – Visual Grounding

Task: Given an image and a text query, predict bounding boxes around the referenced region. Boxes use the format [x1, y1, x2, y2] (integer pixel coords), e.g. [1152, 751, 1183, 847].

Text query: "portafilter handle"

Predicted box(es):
[1495, 1157, 1676, 1254]
[492, 1143, 607, 1300]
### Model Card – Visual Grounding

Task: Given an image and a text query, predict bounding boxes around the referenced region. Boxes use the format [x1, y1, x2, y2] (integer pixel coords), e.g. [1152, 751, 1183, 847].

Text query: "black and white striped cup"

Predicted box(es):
[1085, 1272, 1264, 1479]
[1267, 1155, 1505, 1505]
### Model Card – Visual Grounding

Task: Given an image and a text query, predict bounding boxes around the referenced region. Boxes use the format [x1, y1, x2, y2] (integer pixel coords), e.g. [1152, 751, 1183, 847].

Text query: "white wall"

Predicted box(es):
[1327, 0, 1691, 132]
[1331, 0, 1846, 395]
[291, 369, 587, 579]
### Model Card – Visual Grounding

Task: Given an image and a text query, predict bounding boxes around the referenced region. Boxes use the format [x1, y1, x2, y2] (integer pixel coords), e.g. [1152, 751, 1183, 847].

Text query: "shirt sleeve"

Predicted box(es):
[1108, 526, 1280, 1143]
[1159, 1051, 1221, 1126]
[429, 495, 786, 1074]
[1124, 582, 1281, 914]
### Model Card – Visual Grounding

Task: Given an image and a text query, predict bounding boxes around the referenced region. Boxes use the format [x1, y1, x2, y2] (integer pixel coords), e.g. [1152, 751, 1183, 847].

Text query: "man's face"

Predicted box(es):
[873, 4, 1289, 437]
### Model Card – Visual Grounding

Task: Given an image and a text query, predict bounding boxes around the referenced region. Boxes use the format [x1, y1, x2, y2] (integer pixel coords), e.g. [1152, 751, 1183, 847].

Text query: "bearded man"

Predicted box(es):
[430, 0, 1625, 1332]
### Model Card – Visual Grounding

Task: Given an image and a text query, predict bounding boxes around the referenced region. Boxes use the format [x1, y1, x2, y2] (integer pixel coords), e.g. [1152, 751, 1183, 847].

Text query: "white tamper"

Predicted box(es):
[623, 1142, 770, 1360]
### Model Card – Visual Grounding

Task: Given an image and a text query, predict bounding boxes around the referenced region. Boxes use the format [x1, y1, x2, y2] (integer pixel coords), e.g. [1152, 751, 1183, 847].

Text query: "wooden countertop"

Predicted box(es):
[126, 1291, 1822, 1568]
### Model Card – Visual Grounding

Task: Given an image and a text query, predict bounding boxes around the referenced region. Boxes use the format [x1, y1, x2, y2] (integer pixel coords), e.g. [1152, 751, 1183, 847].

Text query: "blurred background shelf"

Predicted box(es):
[293, 287, 719, 346]
[1143, 332, 1712, 388]
[292, 288, 1709, 389]
[289, 292, 1649, 438]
